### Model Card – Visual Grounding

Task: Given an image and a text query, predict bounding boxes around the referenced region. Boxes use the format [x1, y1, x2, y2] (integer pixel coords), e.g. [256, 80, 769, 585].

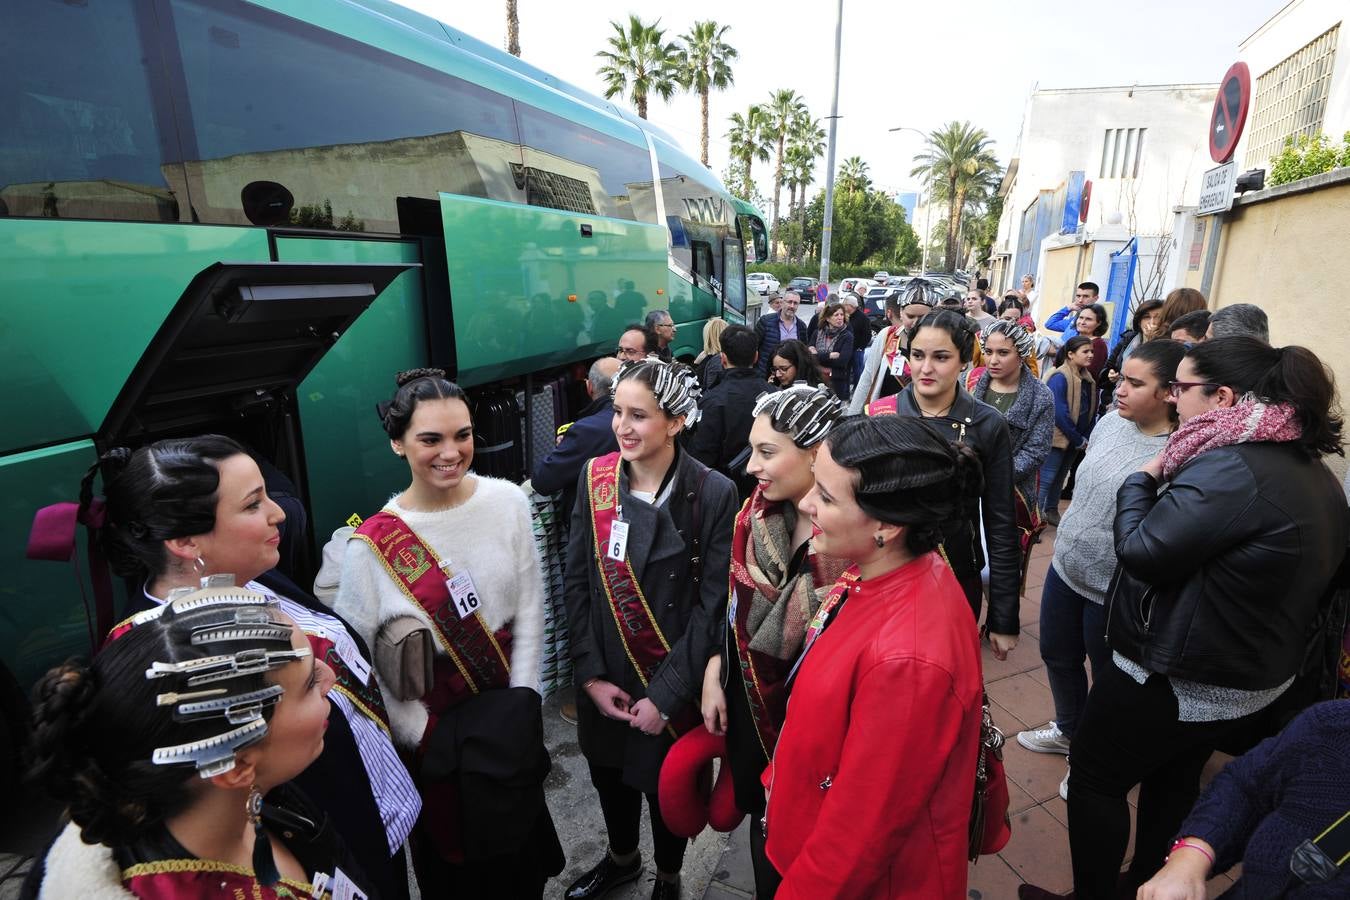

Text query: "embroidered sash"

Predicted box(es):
[865, 394, 899, 417]
[122, 859, 319, 899]
[353, 512, 511, 703]
[586, 453, 696, 735]
[786, 566, 860, 686]
[728, 494, 844, 759]
[307, 632, 391, 737]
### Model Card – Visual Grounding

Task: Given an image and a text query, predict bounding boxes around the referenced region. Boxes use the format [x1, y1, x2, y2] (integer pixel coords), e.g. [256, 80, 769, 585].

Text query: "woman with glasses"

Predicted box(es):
[768, 339, 826, 389]
[1022, 337, 1349, 900]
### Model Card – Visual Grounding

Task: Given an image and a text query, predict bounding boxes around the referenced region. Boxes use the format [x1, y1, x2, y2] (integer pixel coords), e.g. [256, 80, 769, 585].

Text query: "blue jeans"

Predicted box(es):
[1038, 446, 1080, 513]
[1038, 564, 1109, 740]
[849, 348, 865, 391]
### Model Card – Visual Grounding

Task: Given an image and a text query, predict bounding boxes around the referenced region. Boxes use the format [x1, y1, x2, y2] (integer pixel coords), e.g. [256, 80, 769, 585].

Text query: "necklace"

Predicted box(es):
[916, 395, 956, 418]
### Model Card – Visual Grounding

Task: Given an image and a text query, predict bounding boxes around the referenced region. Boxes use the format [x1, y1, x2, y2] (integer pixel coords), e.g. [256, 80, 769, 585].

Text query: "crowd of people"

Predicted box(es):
[17, 274, 1350, 900]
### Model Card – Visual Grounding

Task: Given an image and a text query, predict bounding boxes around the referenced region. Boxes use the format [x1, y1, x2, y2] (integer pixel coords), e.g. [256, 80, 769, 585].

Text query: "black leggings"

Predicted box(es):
[588, 764, 688, 874]
[1066, 662, 1261, 899]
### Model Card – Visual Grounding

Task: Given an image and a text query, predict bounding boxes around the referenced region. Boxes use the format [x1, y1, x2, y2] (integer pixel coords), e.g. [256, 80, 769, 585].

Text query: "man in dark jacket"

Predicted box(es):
[689, 326, 762, 494]
[754, 291, 808, 376]
[532, 356, 621, 519]
[842, 293, 872, 392]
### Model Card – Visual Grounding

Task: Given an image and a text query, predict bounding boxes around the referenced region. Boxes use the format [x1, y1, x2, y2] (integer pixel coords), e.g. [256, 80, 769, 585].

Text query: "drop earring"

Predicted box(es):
[874, 534, 885, 549]
[247, 784, 280, 885]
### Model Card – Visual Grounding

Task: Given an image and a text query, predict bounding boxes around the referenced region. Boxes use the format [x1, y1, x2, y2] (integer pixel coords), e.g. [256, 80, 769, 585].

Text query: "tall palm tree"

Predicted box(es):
[596, 16, 680, 120]
[910, 121, 997, 273]
[838, 156, 871, 194]
[726, 105, 771, 200]
[763, 89, 809, 261]
[676, 21, 737, 168]
[788, 120, 825, 263]
[505, 0, 520, 56]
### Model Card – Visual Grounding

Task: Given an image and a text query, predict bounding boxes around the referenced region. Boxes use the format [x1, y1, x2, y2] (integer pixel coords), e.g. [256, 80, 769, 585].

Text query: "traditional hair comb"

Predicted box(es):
[151, 719, 269, 777]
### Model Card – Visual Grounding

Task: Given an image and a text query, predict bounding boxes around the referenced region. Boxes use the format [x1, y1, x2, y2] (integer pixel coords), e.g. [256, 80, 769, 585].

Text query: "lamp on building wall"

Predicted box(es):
[1235, 169, 1266, 194]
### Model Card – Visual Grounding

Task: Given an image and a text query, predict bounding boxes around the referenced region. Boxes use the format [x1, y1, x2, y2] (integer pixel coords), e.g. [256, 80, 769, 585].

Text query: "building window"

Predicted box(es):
[1245, 24, 1339, 169]
[1099, 128, 1146, 179]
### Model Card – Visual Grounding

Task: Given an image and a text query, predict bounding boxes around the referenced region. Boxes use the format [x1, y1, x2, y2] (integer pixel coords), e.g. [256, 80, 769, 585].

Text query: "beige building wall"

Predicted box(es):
[1035, 243, 1092, 329]
[1204, 169, 1350, 481]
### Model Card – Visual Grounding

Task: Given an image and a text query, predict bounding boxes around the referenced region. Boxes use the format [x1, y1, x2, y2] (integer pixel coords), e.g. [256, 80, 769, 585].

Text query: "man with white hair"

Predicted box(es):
[533, 356, 622, 520]
[842, 292, 872, 392]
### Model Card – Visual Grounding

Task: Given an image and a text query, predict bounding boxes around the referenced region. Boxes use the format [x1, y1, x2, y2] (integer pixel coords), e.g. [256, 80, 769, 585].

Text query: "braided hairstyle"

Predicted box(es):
[824, 416, 983, 555]
[377, 368, 469, 439]
[80, 436, 247, 581]
[28, 599, 294, 847]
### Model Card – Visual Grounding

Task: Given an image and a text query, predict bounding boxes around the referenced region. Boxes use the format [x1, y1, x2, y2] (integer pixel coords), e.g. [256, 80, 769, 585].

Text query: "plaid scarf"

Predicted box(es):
[1160, 395, 1303, 479]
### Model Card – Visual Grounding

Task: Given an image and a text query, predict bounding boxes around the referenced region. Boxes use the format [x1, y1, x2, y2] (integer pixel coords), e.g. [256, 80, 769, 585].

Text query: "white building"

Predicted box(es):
[991, 83, 1218, 309]
[1235, 0, 1349, 172]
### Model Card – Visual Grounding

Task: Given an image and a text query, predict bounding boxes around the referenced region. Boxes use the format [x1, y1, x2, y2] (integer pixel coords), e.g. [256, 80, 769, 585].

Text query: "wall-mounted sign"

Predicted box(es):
[1198, 161, 1238, 216]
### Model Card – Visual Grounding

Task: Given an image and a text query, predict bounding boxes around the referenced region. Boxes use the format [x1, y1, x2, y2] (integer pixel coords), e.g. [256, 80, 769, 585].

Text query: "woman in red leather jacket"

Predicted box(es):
[761, 415, 985, 899]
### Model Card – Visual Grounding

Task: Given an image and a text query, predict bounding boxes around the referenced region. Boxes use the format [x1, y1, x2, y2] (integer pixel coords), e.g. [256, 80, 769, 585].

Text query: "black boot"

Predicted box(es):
[563, 853, 643, 900]
[649, 874, 681, 899]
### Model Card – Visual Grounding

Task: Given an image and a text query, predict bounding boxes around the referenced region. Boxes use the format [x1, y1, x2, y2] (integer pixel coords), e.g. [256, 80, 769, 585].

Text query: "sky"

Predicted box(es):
[394, 0, 1283, 202]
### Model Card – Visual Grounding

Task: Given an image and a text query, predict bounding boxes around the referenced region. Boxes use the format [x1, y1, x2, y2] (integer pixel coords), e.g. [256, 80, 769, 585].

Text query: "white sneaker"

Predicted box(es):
[1059, 759, 1070, 801]
[1016, 722, 1071, 755]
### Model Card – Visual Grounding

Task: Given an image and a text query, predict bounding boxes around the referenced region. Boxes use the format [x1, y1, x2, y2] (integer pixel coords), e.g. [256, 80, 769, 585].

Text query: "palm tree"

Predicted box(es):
[910, 121, 998, 273]
[726, 105, 771, 200]
[838, 156, 871, 194]
[505, 0, 520, 56]
[676, 21, 737, 168]
[596, 16, 680, 120]
[787, 120, 825, 263]
[763, 89, 809, 261]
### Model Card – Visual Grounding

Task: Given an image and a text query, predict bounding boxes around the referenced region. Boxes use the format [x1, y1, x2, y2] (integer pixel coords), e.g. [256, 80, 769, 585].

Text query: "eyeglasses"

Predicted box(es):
[615, 347, 645, 359]
[657, 322, 675, 330]
[771, 365, 794, 374]
[1167, 380, 1220, 396]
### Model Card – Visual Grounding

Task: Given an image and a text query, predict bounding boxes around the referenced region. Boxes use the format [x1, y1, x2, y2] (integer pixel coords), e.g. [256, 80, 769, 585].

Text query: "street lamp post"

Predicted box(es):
[888, 126, 932, 274]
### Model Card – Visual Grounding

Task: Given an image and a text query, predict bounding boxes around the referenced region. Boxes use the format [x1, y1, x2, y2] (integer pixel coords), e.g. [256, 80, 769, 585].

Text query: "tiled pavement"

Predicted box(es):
[701, 518, 1243, 899]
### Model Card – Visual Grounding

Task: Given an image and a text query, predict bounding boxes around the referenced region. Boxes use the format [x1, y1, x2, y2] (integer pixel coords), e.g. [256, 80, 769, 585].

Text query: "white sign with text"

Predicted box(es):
[1197, 161, 1237, 216]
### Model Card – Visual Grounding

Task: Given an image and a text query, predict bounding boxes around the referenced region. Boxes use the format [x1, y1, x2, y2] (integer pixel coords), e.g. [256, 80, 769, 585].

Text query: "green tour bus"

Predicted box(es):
[0, 0, 768, 775]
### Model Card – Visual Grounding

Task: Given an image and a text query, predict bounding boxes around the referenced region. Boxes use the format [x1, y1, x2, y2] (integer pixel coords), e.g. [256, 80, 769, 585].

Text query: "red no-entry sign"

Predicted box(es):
[1209, 62, 1251, 164]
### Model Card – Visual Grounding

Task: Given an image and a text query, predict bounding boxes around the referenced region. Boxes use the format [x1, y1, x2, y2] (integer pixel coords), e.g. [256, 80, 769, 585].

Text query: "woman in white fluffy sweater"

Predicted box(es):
[330, 368, 561, 897]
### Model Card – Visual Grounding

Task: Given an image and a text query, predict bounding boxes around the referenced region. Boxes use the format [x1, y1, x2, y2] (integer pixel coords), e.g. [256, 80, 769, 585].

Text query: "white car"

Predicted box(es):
[839, 277, 875, 297]
[746, 272, 780, 295]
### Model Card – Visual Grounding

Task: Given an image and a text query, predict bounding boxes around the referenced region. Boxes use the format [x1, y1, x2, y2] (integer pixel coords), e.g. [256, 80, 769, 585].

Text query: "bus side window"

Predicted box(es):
[164, 0, 525, 232]
[0, 0, 181, 222]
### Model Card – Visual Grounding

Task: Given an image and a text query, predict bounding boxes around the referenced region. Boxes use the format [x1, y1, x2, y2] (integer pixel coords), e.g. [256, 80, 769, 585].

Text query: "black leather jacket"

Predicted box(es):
[1108, 442, 1350, 690]
[894, 387, 1021, 634]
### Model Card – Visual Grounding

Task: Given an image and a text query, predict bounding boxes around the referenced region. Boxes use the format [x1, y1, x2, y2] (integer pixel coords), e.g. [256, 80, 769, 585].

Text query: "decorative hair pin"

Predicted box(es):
[171, 685, 285, 725]
[146, 646, 311, 687]
[151, 719, 269, 777]
[753, 385, 845, 448]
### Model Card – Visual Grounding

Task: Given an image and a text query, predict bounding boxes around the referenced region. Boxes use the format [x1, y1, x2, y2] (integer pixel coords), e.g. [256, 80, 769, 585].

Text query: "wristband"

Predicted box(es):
[1168, 839, 1214, 868]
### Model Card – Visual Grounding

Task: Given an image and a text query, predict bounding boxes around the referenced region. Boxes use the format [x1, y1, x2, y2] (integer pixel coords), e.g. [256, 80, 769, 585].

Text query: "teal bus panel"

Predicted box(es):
[439, 194, 668, 386]
[0, 220, 271, 453]
[0, 441, 103, 689]
[277, 236, 429, 535]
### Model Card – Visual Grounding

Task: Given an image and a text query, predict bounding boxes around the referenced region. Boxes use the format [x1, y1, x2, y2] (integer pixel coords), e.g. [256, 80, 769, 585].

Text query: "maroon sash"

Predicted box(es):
[866, 394, 899, 417]
[797, 566, 860, 664]
[587, 453, 696, 735]
[122, 861, 319, 898]
[308, 632, 391, 736]
[729, 489, 848, 758]
[353, 512, 511, 706]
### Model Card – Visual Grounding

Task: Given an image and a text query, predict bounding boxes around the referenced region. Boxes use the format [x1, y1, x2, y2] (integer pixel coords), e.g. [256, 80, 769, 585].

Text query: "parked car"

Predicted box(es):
[872, 270, 890, 282]
[839, 277, 875, 297]
[786, 276, 819, 299]
[746, 272, 780, 295]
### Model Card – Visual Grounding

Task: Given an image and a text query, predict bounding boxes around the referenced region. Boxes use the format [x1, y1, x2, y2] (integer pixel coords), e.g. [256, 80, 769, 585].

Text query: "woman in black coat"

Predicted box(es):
[1030, 337, 1350, 900]
[807, 301, 855, 399]
[563, 359, 737, 900]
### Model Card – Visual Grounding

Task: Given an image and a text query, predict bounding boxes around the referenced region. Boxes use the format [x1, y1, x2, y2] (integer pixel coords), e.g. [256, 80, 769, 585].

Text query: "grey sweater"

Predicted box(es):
[1051, 411, 1170, 603]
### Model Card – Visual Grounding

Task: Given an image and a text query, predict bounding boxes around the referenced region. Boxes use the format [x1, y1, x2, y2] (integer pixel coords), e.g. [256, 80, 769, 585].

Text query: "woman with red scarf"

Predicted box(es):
[1021, 337, 1349, 900]
[762, 416, 985, 898]
[700, 385, 848, 897]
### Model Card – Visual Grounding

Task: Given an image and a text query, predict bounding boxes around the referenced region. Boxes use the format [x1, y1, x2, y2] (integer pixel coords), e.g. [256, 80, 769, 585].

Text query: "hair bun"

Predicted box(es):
[29, 663, 99, 790]
[395, 367, 447, 388]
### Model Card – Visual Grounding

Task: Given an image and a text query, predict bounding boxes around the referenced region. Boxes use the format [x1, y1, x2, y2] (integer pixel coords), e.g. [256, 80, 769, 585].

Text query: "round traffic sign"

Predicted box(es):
[1209, 62, 1251, 164]
[815, 283, 829, 303]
